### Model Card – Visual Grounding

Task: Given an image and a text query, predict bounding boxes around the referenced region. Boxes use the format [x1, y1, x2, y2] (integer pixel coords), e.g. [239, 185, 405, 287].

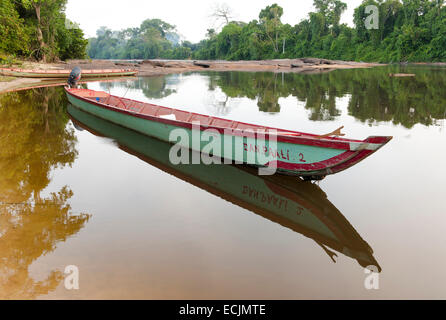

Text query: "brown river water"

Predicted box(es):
[1, 66, 446, 299]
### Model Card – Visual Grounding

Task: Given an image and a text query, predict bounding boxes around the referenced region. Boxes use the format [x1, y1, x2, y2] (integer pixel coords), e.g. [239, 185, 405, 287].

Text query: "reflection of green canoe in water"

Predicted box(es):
[68, 104, 381, 271]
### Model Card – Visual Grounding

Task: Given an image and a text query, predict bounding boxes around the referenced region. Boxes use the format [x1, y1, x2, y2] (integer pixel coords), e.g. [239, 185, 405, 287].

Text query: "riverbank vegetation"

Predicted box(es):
[88, 0, 446, 63]
[0, 0, 88, 62]
[2, 0, 446, 63]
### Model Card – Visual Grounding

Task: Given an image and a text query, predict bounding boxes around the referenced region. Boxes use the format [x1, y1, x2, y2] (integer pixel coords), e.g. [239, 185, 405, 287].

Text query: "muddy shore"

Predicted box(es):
[0, 58, 382, 93]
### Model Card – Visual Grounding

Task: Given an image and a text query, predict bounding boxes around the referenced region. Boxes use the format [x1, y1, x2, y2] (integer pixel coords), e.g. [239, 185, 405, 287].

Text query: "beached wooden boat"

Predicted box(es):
[65, 87, 392, 180]
[0, 68, 137, 78]
[68, 104, 381, 270]
[1, 77, 137, 94]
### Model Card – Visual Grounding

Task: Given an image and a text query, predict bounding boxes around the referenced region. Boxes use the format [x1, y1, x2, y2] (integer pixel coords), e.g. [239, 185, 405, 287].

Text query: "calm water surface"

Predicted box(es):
[1, 66, 446, 299]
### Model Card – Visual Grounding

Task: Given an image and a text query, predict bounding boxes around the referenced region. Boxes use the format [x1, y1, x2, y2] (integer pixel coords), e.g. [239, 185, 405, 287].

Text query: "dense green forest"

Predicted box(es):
[193, 0, 446, 62]
[0, 0, 88, 62]
[2, 0, 446, 63]
[88, 0, 446, 63]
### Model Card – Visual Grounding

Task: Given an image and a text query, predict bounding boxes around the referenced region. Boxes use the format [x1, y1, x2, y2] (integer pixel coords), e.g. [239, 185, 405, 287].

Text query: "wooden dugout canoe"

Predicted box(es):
[0, 77, 137, 94]
[0, 68, 138, 78]
[67, 104, 381, 270]
[65, 87, 392, 179]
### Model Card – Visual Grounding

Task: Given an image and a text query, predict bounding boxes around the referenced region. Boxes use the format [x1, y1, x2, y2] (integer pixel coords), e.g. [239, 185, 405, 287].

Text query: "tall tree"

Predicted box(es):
[314, 0, 347, 34]
[13, 0, 85, 61]
[211, 3, 234, 29]
[259, 3, 284, 53]
[21, 0, 55, 61]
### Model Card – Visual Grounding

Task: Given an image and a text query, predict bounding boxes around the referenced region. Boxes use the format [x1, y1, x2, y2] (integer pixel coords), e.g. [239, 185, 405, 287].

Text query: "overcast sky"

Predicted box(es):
[66, 0, 364, 42]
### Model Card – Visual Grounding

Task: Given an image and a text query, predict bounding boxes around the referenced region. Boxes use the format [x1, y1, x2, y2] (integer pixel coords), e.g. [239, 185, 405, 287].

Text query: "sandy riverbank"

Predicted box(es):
[0, 58, 383, 93]
[65, 58, 383, 76]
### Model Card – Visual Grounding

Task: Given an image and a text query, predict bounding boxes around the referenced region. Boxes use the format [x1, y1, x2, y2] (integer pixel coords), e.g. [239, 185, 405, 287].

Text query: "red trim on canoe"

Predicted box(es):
[268, 136, 391, 174]
[65, 88, 391, 152]
[266, 150, 356, 172]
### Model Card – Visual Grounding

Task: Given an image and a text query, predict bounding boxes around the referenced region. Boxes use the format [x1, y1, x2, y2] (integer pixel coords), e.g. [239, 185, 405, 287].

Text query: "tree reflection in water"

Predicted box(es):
[100, 75, 178, 99]
[208, 67, 446, 127]
[0, 87, 90, 299]
[97, 67, 446, 128]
